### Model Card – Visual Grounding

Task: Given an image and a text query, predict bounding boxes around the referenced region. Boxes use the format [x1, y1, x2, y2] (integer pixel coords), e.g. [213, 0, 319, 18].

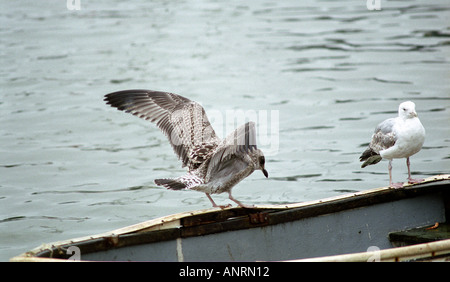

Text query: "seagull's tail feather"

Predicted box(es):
[359, 147, 382, 168]
[155, 178, 187, 190]
[155, 173, 204, 190]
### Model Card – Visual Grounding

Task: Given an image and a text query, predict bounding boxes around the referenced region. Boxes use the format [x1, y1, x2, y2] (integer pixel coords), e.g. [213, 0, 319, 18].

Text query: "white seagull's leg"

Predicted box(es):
[406, 157, 424, 184]
[388, 160, 403, 188]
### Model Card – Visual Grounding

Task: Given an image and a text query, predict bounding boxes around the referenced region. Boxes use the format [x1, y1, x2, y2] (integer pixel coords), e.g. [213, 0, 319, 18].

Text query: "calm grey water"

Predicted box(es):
[1, 0, 449, 260]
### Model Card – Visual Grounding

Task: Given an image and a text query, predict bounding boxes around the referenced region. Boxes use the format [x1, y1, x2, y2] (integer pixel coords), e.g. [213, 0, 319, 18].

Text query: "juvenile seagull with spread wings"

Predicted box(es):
[359, 101, 425, 188]
[104, 90, 268, 208]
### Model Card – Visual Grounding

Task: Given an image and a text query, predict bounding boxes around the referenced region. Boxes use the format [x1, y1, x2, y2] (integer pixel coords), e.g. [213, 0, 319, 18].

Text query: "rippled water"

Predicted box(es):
[1, 0, 449, 260]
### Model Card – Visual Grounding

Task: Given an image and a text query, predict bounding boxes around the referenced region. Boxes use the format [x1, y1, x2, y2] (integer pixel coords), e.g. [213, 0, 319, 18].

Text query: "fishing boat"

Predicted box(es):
[11, 174, 450, 262]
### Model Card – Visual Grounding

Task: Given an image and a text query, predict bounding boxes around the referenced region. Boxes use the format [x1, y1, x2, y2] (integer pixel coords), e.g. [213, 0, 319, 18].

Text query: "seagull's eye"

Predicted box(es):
[402, 108, 406, 111]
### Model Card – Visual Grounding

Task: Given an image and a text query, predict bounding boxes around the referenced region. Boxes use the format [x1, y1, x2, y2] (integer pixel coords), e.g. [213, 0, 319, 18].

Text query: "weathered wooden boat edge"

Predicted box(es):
[10, 174, 450, 262]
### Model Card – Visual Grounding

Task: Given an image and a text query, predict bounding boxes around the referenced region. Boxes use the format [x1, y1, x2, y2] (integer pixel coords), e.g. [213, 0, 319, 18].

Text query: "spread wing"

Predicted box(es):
[104, 89, 220, 170]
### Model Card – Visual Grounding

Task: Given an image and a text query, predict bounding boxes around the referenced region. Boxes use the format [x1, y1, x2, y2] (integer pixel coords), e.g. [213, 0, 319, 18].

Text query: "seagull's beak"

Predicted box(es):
[411, 111, 418, 118]
[262, 168, 268, 178]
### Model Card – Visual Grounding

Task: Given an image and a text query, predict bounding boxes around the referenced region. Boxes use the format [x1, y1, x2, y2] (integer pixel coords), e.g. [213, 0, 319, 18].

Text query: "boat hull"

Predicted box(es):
[11, 175, 450, 262]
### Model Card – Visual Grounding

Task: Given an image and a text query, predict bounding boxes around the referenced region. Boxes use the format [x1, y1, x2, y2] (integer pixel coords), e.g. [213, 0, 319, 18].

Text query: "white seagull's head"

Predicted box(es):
[398, 101, 418, 119]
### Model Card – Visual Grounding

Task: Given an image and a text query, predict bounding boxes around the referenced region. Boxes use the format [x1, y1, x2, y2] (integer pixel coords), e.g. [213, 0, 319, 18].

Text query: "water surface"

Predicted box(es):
[1, 0, 449, 260]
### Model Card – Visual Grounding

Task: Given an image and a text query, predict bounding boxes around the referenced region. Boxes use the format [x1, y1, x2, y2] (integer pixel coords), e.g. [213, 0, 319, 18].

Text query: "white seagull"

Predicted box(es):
[360, 101, 425, 188]
[104, 90, 268, 208]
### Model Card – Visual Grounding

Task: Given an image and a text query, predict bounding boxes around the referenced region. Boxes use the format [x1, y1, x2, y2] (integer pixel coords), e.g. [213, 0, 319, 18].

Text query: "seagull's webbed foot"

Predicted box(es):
[205, 193, 231, 209]
[228, 192, 255, 209]
[237, 203, 255, 209]
[215, 204, 232, 209]
[407, 178, 424, 184]
[389, 182, 404, 189]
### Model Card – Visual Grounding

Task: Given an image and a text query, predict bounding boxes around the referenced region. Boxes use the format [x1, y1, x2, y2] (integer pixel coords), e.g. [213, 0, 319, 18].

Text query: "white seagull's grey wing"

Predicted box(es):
[208, 121, 257, 175]
[104, 89, 220, 170]
[370, 118, 397, 153]
[360, 118, 397, 168]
